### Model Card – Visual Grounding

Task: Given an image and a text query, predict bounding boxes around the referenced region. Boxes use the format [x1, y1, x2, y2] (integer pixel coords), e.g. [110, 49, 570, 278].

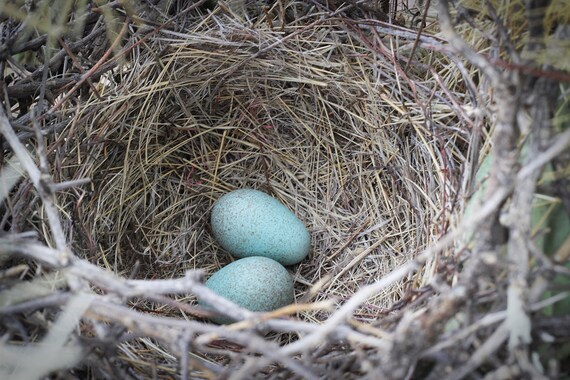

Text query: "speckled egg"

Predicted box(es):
[201, 256, 294, 324]
[210, 189, 310, 266]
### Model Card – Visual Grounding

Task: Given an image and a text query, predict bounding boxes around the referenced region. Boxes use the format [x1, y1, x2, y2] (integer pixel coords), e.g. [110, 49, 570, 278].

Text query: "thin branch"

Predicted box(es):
[0, 109, 70, 255]
[443, 322, 509, 380]
[436, 0, 501, 85]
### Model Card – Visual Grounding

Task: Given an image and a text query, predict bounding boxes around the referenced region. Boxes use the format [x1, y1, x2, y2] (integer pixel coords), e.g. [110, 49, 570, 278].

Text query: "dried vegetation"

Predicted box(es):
[1, 0, 569, 379]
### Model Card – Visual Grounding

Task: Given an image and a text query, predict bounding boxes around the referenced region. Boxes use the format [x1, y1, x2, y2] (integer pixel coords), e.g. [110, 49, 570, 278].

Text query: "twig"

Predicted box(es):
[403, 0, 432, 73]
[437, 0, 501, 86]
[0, 108, 70, 255]
[47, 17, 130, 114]
[422, 291, 569, 357]
[517, 128, 570, 180]
[0, 292, 71, 315]
[443, 322, 509, 380]
[51, 178, 92, 192]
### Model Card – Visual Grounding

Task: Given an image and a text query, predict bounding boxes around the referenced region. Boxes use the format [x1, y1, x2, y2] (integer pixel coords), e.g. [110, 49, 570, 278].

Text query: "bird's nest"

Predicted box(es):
[1, 1, 569, 379]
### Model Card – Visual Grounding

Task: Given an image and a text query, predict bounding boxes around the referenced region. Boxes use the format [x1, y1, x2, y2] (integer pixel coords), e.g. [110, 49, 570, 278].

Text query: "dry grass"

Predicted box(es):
[59, 4, 464, 319]
[2, 1, 569, 379]
[44, 4, 470, 373]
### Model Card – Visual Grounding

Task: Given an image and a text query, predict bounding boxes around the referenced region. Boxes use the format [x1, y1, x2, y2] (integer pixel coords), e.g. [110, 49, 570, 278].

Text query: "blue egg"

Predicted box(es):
[201, 256, 294, 324]
[210, 189, 310, 265]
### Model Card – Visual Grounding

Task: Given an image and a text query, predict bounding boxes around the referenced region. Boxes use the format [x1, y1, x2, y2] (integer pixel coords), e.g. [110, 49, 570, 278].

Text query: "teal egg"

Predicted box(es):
[201, 256, 294, 324]
[210, 189, 310, 266]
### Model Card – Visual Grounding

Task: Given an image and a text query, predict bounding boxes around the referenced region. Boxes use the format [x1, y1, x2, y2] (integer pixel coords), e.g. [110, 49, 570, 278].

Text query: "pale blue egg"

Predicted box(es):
[201, 256, 294, 324]
[210, 189, 310, 265]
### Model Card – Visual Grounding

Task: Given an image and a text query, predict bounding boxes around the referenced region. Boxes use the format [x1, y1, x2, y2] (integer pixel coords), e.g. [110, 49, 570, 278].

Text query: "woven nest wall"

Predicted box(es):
[2, 1, 570, 379]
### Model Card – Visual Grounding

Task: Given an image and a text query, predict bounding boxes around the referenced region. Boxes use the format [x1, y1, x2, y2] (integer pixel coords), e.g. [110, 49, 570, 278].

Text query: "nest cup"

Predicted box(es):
[41, 3, 464, 376]
[65, 7, 459, 321]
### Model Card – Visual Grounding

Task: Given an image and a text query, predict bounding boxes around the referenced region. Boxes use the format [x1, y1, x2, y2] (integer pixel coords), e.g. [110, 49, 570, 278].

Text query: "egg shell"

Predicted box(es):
[201, 256, 294, 324]
[210, 189, 310, 265]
